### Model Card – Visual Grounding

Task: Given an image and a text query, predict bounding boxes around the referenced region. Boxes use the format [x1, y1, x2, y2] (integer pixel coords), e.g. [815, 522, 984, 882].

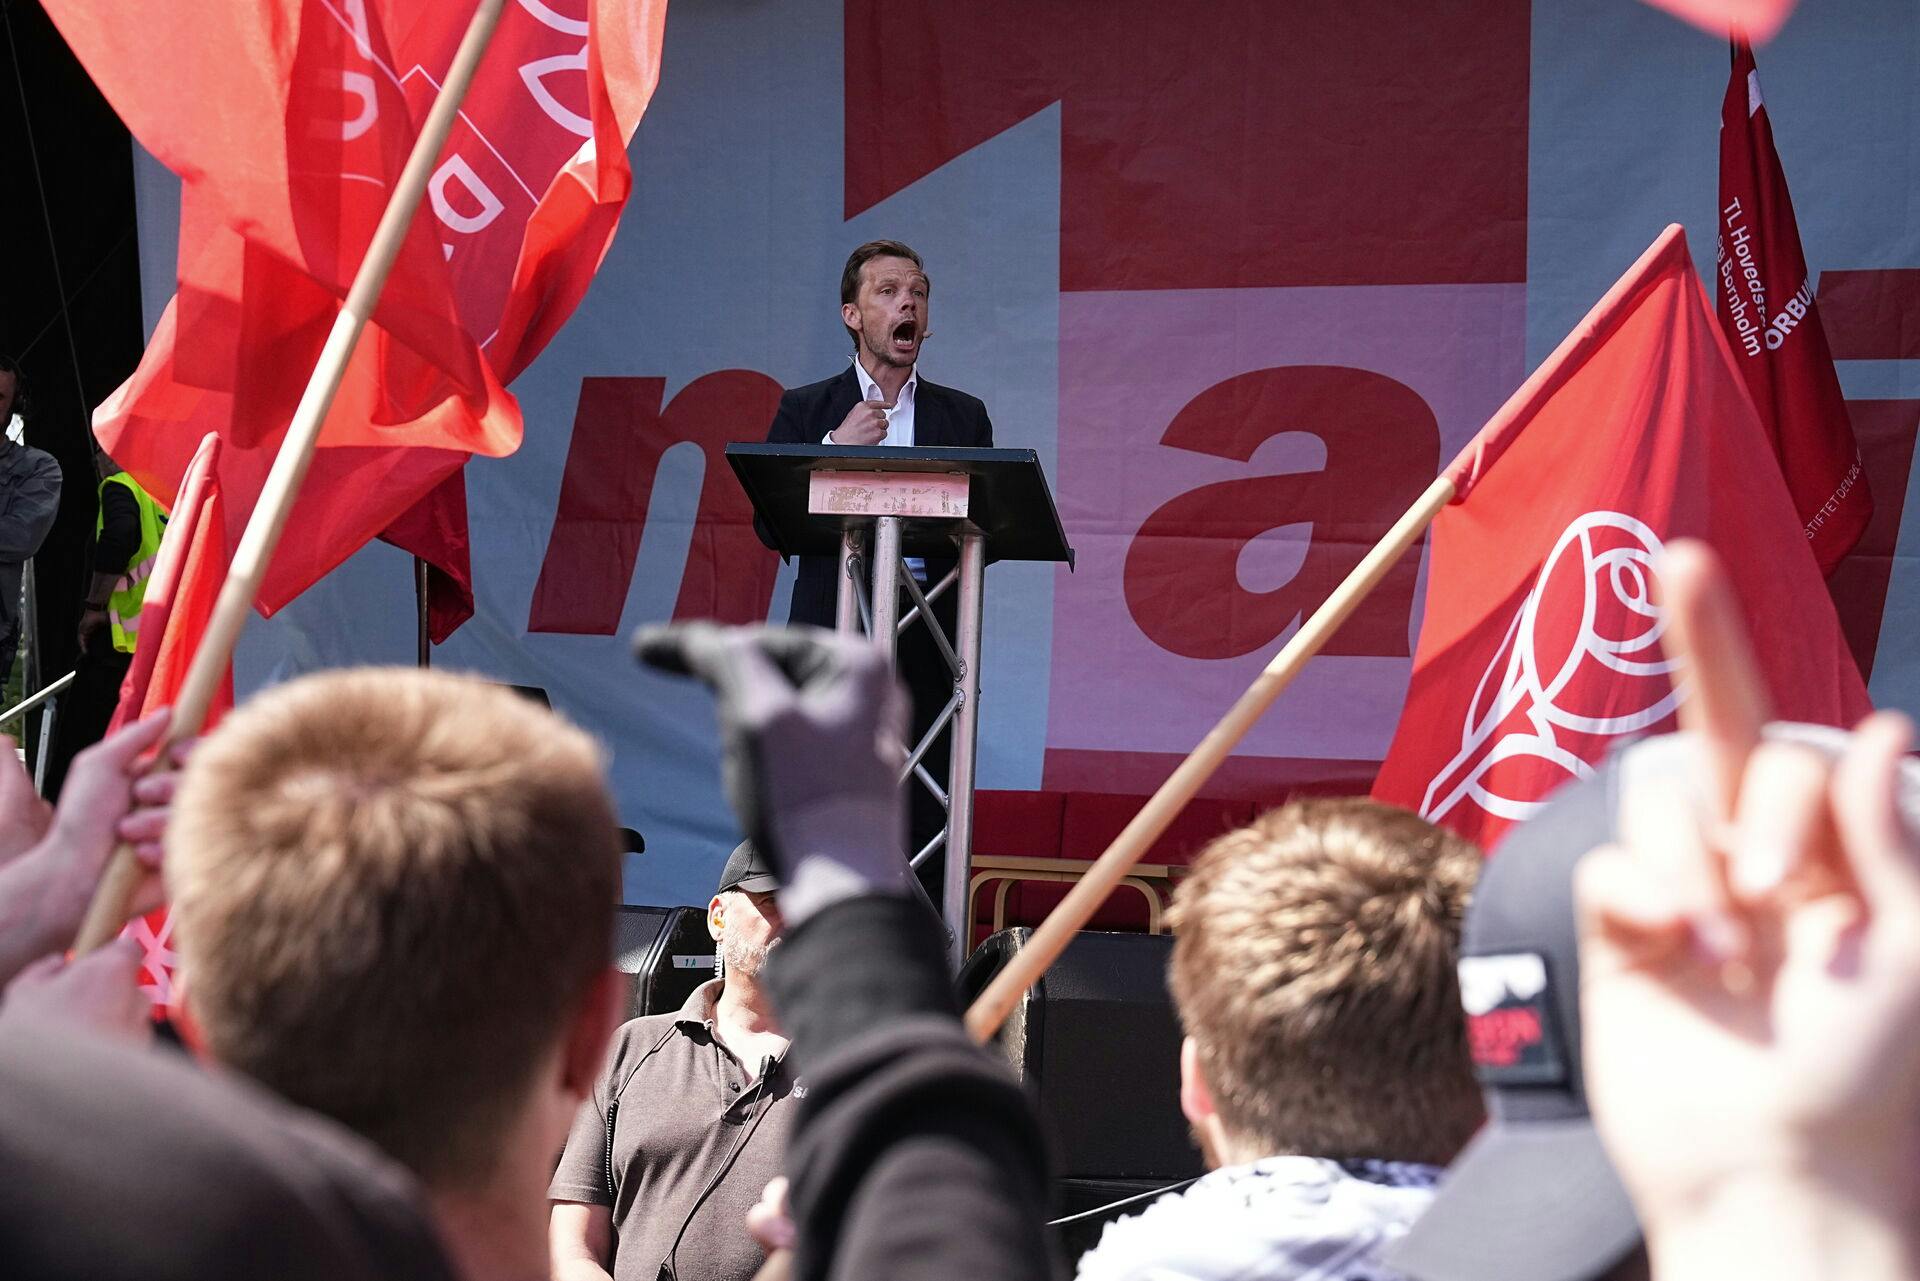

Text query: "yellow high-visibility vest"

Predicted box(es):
[99, 472, 165, 655]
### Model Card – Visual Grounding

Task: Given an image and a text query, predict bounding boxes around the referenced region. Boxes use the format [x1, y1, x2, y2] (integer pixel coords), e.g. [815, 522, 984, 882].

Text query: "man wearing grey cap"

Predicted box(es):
[550, 842, 794, 1281]
[1384, 742, 1650, 1281]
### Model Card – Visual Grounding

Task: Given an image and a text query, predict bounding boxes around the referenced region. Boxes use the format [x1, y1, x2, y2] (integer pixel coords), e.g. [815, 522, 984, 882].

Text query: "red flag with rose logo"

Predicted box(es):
[43, 0, 666, 635]
[1373, 225, 1869, 851]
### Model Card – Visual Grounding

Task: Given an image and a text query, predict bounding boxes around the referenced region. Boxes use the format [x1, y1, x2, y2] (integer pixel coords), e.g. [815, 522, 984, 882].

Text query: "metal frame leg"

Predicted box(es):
[943, 531, 986, 966]
[32, 697, 54, 793]
[835, 514, 984, 966]
[869, 517, 901, 671]
[835, 527, 864, 636]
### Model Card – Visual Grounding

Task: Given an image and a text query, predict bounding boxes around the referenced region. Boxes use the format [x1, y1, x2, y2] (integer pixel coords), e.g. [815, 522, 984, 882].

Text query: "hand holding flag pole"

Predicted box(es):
[70, 0, 509, 954]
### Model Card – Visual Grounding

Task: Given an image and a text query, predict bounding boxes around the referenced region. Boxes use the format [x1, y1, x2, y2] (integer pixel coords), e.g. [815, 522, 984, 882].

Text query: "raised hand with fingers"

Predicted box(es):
[634, 623, 912, 926]
[1577, 539, 1920, 1279]
[115, 738, 194, 871]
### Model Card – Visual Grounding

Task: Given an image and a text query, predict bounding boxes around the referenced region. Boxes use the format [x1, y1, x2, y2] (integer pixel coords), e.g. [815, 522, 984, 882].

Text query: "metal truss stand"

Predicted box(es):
[725, 442, 1074, 968]
[834, 519, 985, 964]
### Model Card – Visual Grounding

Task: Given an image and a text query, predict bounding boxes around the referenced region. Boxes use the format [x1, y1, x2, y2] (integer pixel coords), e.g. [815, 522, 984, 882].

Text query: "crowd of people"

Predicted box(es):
[1, 542, 1917, 1281]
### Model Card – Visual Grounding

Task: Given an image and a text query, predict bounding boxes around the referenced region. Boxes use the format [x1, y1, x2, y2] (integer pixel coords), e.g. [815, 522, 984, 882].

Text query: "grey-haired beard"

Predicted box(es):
[722, 932, 771, 977]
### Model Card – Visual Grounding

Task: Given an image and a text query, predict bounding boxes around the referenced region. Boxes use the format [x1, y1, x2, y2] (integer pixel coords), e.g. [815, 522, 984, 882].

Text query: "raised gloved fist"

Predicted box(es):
[634, 623, 913, 926]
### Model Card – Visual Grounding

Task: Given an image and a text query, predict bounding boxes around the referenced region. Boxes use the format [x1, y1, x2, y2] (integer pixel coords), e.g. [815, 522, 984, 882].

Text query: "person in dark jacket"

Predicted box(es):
[0, 1018, 460, 1281]
[638, 623, 1057, 1281]
[755, 241, 995, 894]
[0, 356, 63, 690]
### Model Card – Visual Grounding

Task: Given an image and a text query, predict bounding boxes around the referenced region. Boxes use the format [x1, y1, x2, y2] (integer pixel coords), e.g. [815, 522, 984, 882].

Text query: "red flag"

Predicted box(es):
[108, 434, 233, 736]
[1374, 226, 1869, 851]
[47, 0, 666, 627]
[103, 434, 232, 1011]
[1716, 38, 1868, 574]
[381, 472, 473, 644]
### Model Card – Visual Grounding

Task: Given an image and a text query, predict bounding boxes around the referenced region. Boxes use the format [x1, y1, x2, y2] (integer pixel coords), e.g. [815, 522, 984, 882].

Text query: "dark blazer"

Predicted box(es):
[757, 366, 995, 627]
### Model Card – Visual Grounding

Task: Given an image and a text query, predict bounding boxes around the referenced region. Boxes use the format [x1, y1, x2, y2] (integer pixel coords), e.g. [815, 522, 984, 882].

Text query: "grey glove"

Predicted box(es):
[634, 623, 914, 926]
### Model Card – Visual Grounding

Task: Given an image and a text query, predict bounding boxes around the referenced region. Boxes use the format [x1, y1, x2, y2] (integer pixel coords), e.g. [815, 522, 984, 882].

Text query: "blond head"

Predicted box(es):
[1168, 797, 1483, 1165]
[167, 668, 620, 1187]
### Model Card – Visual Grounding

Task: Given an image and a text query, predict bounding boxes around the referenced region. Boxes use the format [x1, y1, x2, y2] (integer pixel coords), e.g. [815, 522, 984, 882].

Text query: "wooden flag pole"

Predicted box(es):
[72, 0, 508, 954]
[961, 473, 1459, 1043]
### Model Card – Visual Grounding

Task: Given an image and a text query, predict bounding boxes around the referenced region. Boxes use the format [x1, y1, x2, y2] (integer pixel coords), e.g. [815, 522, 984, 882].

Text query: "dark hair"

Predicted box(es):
[839, 241, 926, 348]
[0, 355, 24, 418]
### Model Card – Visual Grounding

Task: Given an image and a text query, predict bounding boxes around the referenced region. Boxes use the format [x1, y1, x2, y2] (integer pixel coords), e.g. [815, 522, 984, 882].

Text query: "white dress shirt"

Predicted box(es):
[832, 357, 925, 579]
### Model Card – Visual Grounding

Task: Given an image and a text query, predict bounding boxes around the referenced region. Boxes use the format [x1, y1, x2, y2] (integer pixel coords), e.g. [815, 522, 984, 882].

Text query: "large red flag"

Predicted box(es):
[1373, 226, 1869, 851]
[1717, 38, 1868, 574]
[103, 434, 232, 1010]
[46, 0, 666, 631]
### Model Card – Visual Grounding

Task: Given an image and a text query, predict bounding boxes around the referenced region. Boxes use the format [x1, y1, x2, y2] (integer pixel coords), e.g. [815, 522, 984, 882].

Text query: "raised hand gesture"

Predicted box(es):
[635, 623, 912, 926]
[1576, 541, 1920, 1278]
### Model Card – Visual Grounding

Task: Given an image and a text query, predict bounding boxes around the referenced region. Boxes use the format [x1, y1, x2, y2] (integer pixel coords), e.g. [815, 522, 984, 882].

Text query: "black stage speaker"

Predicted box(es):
[958, 928, 1203, 1186]
[613, 905, 715, 1019]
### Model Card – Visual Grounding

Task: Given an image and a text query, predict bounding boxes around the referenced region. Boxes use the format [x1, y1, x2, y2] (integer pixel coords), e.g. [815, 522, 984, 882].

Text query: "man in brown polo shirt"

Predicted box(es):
[551, 842, 794, 1281]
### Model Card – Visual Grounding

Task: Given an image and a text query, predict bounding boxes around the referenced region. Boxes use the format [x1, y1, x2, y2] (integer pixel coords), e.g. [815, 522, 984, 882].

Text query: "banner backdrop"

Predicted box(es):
[131, 0, 1920, 906]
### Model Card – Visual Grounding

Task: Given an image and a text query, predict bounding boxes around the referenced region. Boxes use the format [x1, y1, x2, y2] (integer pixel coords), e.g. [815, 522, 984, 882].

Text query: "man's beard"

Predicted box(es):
[722, 932, 772, 977]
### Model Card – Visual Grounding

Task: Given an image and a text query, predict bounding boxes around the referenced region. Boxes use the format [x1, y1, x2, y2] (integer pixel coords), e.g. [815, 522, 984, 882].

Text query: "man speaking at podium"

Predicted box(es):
[757, 240, 995, 894]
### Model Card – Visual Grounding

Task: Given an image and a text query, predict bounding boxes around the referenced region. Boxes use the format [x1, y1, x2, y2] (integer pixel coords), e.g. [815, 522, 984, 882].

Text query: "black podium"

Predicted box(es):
[728, 444, 1074, 961]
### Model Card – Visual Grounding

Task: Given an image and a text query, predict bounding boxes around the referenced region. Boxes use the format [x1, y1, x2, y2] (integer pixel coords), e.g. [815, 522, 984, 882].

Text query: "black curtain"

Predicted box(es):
[0, 0, 145, 731]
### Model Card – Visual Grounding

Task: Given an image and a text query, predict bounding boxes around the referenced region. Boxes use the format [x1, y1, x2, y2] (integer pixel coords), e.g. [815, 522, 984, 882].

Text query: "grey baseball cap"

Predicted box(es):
[1387, 743, 1640, 1281]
